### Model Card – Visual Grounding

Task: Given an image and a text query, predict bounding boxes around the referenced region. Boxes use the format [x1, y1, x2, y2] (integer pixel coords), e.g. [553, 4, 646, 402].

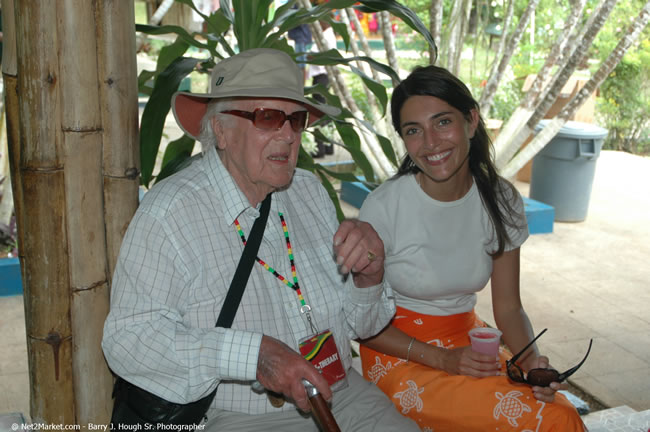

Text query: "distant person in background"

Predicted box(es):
[368, 13, 378, 35]
[308, 20, 337, 158]
[288, 6, 313, 85]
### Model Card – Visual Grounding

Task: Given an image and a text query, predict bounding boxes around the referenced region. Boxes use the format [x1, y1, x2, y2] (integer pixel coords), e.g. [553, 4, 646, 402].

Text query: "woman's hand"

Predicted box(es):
[525, 355, 568, 402]
[441, 346, 501, 378]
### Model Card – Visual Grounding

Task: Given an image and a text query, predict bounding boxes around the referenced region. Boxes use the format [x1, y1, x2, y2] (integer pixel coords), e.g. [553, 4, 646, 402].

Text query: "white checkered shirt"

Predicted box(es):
[102, 146, 395, 414]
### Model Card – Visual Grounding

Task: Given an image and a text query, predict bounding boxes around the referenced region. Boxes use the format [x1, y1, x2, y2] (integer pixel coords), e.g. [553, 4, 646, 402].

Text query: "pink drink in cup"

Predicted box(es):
[468, 328, 502, 356]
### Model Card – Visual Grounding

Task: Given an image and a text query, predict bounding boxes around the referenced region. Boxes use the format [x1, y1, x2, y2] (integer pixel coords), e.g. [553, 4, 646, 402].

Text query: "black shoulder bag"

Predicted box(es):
[110, 194, 272, 429]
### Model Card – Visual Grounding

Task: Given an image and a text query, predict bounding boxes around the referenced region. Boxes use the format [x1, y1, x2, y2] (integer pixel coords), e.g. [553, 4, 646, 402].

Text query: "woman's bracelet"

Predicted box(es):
[406, 337, 416, 363]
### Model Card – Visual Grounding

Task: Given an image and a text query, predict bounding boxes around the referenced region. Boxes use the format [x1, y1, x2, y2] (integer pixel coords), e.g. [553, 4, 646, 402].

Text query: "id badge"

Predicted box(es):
[299, 329, 348, 391]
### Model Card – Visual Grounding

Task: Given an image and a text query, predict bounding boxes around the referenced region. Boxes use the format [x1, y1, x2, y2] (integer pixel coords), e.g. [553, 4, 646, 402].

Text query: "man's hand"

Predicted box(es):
[333, 219, 385, 287]
[256, 335, 332, 412]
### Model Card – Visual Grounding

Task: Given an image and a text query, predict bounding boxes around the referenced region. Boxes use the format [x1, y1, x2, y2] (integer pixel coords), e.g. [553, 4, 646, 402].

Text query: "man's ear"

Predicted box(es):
[211, 116, 227, 150]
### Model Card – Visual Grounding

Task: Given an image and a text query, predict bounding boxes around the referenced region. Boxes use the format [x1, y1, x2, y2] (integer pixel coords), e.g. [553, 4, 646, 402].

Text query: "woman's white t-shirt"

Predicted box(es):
[359, 174, 529, 316]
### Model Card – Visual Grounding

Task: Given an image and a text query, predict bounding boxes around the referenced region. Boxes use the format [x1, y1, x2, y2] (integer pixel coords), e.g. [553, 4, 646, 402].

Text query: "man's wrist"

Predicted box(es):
[352, 270, 384, 288]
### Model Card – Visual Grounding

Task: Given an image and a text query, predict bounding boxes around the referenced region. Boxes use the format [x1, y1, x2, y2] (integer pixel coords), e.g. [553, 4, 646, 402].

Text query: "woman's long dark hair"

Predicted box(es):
[390, 65, 522, 256]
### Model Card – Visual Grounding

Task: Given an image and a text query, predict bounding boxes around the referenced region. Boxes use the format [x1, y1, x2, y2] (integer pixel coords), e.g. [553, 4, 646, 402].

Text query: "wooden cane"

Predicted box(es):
[304, 380, 341, 432]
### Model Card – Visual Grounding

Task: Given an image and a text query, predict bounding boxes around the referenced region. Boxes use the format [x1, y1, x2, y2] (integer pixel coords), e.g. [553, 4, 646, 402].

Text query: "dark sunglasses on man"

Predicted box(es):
[506, 328, 593, 387]
[221, 108, 309, 132]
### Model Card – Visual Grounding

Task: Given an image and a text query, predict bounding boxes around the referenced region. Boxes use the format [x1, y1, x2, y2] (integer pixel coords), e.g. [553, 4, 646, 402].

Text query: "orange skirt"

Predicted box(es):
[360, 307, 586, 431]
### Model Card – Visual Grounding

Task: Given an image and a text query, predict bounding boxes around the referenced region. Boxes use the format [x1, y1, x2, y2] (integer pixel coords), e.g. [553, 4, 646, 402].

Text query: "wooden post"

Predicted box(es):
[10, 1, 139, 425]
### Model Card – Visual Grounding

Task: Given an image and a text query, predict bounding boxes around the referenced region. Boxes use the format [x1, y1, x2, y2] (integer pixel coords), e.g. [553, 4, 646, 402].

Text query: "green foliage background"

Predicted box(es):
[396, 0, 649, 154]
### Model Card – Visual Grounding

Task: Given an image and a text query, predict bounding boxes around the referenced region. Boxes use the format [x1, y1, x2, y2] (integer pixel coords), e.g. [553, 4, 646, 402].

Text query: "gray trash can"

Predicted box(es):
[529, 120, 608, 222]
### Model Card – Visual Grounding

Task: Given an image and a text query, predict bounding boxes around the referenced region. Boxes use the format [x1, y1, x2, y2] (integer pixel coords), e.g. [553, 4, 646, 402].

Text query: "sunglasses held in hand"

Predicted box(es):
[222, 108, 309, 132]
[506, 328, 593, 387]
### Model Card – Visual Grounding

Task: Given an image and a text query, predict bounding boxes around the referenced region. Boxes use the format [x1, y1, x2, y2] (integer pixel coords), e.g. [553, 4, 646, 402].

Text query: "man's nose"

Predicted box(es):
[277, 117, 296, 140]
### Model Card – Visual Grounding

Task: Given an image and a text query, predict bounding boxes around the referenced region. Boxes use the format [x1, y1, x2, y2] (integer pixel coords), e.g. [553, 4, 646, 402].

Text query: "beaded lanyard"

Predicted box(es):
[234, 212, 317, 333]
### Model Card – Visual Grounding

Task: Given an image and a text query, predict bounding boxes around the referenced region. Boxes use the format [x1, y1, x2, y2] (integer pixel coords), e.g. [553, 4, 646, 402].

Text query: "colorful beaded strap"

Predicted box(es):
[234, 212, 316, 331]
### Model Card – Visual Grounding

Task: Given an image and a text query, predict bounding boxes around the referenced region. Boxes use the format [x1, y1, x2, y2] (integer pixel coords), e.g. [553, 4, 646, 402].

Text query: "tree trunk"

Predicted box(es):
[340, 9, 383, 125]
[346, 7, 375, 74]
[445, 0, 463, 73]
[10, 0, 139, 424]
[340, 11, 386, 134]
[480, 0, 514, 103]
[379, 11, 400, 87]
[96, 2, 141, 281]
[496, 0, 617, 170]
[478, 0, 540, 114]
[501, 1, 650, 179]
[300, 0, 393, 178]
[428, 0, 443, 64]
[161, 0, 195, 30]
[450, 0, 472, 75]
[344, 8, 404, 159]
[535, 0, 612, 111]
[493, 0, 587, 166]
[149, 0, 175, 25]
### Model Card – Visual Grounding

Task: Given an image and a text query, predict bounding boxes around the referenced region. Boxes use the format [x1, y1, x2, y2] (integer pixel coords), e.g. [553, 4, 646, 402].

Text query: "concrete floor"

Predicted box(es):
[497, 151, 650, 411]
[1, 150, 649, 420]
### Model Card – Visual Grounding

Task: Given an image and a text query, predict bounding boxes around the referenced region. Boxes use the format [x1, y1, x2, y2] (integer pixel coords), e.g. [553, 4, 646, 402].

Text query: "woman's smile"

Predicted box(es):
[400, 95, 478, 200]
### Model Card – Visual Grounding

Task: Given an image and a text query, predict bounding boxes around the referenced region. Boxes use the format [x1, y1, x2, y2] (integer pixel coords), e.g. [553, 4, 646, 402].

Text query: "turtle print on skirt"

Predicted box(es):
[360, 307, 587, 431]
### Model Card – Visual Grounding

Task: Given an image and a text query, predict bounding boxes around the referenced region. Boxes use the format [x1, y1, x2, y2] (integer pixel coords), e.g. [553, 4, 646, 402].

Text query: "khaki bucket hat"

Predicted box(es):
[171, 48, 341, 140]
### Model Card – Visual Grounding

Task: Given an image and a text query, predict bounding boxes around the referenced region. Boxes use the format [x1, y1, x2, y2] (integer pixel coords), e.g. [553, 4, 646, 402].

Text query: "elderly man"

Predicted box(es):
[102, 48, 418, 431]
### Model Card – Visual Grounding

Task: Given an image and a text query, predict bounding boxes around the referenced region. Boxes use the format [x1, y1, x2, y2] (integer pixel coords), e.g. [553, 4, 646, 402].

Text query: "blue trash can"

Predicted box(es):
[529, 120, 608, 222]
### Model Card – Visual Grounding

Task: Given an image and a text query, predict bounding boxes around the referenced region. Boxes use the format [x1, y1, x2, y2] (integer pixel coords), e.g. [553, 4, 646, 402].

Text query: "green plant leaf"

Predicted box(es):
[268, 0, 299, 26]
[274, 0, 357, 35]
[140, 57, 199, 187]
[297, 144, 315, 171]
[354, 0, 436, 57]
[307, 51, 400, 84]
[315, 169, 345, 222]
[154, 150, 196, 185]
[347, 64, 388, 115]
[330, 21, 350, 50]
[314, 163, 363, 183]
[376, 134, 399, 167]
[219, 0, 235, 23]
[232, 0, 275, 51]
[136, 24, 209, 50]
[161, 135, 196, 168]
[260, 36, 294, 54]
[157, 39, 191, 75]
[176, 0, 234, 57]
[138, 70, 156, 96]
[334, 121, 375, 183]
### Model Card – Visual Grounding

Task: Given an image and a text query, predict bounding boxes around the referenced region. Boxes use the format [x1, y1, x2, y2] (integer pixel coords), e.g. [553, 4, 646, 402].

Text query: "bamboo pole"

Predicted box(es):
[12, 0, 139, 425]
[14, 1, 72, 421]
[96, 1, 140, 280]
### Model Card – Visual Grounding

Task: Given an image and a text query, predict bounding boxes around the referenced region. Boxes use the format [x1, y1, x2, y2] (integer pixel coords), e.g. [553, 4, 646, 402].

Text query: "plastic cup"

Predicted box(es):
[469, 327, 502, 356]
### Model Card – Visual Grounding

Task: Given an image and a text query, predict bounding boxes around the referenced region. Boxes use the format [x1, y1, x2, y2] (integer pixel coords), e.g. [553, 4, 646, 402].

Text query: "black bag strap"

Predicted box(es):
[216, 193, 271, 328]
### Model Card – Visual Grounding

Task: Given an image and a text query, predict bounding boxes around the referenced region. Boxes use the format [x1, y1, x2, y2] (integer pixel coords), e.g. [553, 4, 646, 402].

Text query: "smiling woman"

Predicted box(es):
[399, 94, 478, 202]
[356, 65, 587, 431]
